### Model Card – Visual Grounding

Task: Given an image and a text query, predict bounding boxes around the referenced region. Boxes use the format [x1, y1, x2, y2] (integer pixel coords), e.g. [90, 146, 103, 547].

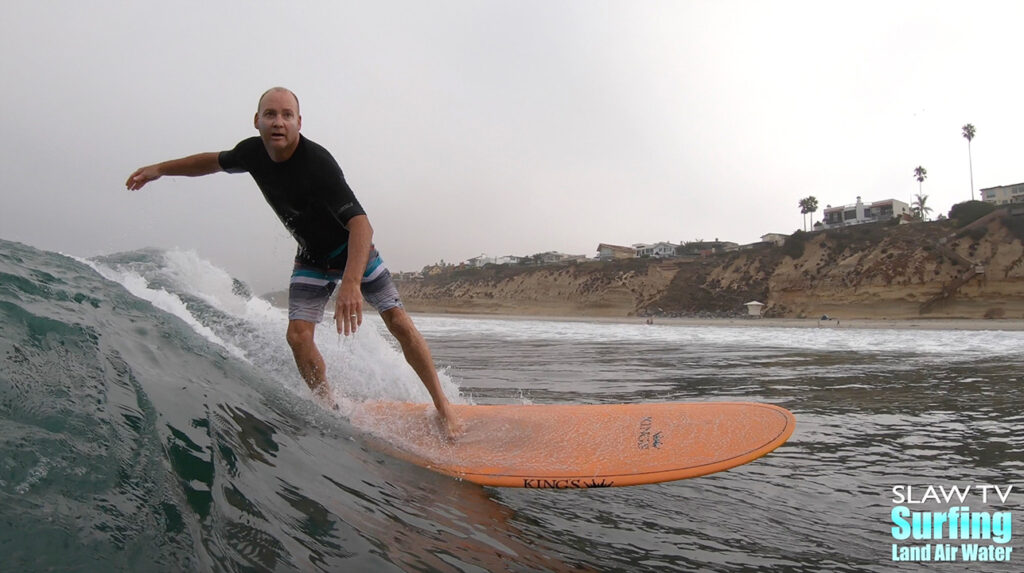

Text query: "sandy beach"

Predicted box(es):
[409, 311, 1024, 331]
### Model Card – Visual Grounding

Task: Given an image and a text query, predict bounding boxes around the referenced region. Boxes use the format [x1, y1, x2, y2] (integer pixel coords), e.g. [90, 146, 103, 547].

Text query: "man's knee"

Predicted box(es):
[286, 320, 316, 351]
[382, 309, 417, 342]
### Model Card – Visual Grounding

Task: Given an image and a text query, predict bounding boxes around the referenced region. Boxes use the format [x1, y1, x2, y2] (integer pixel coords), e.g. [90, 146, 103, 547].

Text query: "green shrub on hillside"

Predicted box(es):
[948, 201, 995, 226]
[782, 230, 806, 259]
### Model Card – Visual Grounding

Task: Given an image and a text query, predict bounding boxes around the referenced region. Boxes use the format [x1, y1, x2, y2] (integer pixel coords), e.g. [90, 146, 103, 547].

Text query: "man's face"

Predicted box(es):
[254, 90, 302, 159]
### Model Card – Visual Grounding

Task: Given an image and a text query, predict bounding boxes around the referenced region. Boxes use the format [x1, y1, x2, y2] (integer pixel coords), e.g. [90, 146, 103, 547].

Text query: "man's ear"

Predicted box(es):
[297, 114, 302, 131]
[253, 113, 259, 129]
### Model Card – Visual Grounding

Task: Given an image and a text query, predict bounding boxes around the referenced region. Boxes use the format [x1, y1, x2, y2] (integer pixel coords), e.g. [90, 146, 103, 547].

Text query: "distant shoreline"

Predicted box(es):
[262, 293, 1024, 331]
[408, 311, 1024, 331]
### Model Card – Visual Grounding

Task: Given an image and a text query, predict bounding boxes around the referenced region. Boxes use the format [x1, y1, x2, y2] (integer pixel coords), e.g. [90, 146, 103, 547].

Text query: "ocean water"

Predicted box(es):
[1, 238, 1021, 572]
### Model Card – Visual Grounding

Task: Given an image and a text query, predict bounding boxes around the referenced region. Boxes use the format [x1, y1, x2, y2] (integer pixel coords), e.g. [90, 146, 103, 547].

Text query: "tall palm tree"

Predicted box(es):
[962, 123, 976, 201]
[913, 166, 928, 201]
[912, 193, 933, 221]
[798, 196, 818, 231]
[805, 196, 818, 229]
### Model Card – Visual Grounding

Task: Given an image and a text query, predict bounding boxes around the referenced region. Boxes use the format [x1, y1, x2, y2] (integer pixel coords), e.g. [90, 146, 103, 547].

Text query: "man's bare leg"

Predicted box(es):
[286, 319, 337, 409]
[380, 307, 462, 438]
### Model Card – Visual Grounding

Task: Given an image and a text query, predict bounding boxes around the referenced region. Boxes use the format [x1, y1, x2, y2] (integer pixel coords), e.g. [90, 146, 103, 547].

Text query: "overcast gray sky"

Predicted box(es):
[3, 1, 1022, 293]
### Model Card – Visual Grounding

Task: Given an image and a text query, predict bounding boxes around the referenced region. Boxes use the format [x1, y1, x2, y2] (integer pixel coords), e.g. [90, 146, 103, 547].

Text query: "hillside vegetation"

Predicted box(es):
[397, 209, 1024, 320]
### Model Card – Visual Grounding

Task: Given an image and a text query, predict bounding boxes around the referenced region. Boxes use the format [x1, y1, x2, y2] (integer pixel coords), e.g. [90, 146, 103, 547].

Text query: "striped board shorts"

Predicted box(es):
[288, 248, 403, 323]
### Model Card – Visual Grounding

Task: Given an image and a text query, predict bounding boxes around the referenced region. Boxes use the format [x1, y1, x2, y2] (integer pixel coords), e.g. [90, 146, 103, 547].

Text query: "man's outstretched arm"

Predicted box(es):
[125, 152, 223, 190]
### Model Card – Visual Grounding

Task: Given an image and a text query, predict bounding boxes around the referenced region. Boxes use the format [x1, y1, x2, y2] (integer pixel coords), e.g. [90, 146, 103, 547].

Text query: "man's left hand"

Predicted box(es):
[335, 280, 363, 336]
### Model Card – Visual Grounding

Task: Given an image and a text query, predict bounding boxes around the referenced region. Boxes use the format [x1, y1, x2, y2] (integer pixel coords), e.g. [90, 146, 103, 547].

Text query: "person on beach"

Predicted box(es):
[125, 87, 461, 438]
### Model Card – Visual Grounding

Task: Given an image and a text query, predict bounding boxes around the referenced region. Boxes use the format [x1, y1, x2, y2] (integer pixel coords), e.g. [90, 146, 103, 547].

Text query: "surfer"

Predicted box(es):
[125, 87, 461, 438]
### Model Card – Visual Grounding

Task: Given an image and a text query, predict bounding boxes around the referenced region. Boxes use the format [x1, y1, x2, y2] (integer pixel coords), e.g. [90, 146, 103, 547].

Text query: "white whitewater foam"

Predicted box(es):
[80, 255, 250, 360]
[412, 315, 1024, 363]
[80, 249, 465, 407]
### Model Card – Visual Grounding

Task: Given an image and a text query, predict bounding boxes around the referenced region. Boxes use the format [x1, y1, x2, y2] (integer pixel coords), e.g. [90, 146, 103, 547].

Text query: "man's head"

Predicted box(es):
[254, 87, 302, 161]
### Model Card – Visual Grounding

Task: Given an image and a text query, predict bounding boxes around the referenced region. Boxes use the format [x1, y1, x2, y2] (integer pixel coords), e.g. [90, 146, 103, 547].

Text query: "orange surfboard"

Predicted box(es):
[351, 402, 795, 488]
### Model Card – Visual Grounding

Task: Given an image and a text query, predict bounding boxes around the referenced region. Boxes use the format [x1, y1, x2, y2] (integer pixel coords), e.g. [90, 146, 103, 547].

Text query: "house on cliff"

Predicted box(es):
[723, 235, 782, 252]
[679, 239, 739, 256]
[465, 254, 527, 267]
[466, 254, 496, 267]
[820, 196, 910, 229]
[633, 242, 679, 258]
[535, 251, 587, 264]
[981, 182, 1024, 205]
[421, 263, 448, 276]
[597, 243, 636, 261]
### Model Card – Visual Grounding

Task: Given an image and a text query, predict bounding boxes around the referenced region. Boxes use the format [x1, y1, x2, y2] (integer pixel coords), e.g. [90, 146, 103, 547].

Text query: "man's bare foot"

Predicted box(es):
[313, 387, 338, 411]
[438, 405, 464, 440]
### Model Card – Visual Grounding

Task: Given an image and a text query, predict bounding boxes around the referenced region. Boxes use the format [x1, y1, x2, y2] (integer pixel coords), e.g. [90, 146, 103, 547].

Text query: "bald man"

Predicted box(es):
[126, 87, 461, 438]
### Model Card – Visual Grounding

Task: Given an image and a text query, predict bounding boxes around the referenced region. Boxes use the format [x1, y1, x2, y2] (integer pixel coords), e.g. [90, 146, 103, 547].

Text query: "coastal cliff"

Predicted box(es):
[397, 210, 1024, 320]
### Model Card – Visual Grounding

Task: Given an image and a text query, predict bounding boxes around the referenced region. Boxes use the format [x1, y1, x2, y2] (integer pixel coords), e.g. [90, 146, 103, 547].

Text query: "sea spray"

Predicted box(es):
[86, 247, 464, 408]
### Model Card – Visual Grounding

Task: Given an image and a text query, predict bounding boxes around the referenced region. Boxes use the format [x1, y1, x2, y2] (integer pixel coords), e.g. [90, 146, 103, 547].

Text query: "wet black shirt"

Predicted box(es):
[218, 135, 365, 267]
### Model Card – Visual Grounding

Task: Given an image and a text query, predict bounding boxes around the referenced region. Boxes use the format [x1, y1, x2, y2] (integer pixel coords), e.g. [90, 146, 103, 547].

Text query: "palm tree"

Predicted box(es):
[912, 193, 932, 221]
[805, 196, 818, 229]
[962, 123, 976, 201]
[913, 166, 928, 201]
[798, 196, 819, 231]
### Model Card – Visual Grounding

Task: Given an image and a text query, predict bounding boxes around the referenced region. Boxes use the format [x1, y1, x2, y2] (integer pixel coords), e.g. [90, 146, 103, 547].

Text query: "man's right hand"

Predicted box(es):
[334, 279, 364, 336]
[125, 165, 162, 190]
[125, 152, 223, 190]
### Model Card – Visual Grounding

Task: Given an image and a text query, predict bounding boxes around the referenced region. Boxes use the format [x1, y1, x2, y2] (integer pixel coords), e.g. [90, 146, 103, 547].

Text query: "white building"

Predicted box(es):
[536, 251, 587, 264]
[466, 254, 526, 267]
[633, 242, 678, 258]
[495, 255, 524, 265]
[744, 301, 765, 317]
[980, 183, 1024, 206]
[820, 197, 911, 229]
[465, 254, 495, 267]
